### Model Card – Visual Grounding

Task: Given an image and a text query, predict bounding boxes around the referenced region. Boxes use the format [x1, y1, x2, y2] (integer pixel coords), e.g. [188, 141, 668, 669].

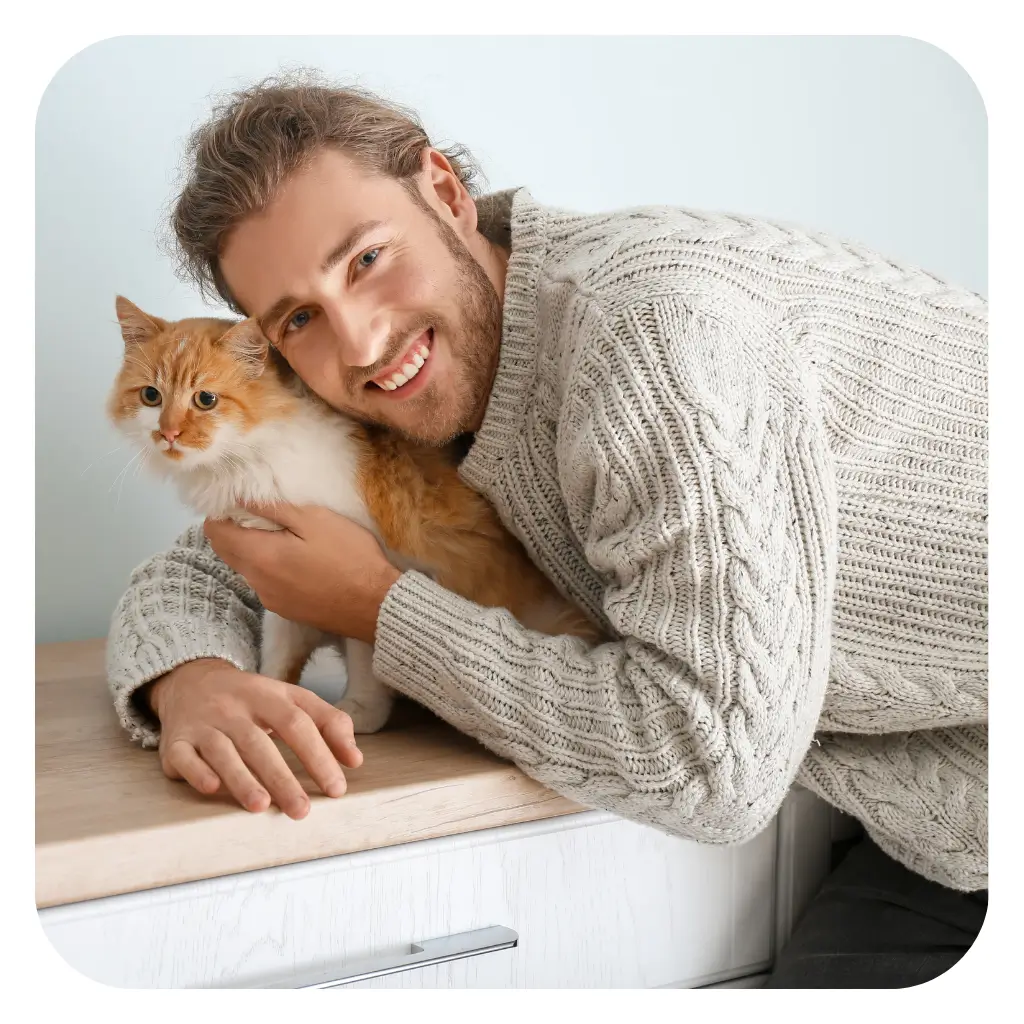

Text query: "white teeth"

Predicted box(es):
[376, 338, 432, 390]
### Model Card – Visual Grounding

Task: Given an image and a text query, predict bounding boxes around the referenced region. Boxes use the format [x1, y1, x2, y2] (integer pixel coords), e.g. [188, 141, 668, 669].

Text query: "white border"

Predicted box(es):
[17, 3, 1013, 1016]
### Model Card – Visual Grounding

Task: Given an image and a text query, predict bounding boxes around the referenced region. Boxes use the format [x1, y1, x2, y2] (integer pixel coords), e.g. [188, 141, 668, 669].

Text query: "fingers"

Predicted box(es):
[229, 721, 312, 820]
[292, 688, 364, 769]
[156, 670, 361, 818]
[259, 702, 346, 797]
[162, 739, 222, 796]
[241, 500, 307, 534]
[204, 516, 289, 578]
[196, 731, 271, 814]
[203, 518, 250, 568]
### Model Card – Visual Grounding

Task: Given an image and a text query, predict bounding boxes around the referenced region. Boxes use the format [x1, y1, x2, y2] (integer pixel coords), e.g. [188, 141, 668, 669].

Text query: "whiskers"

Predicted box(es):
[109, 444, 152, 506]
[80, 442, 130, 479]
[218, 438, 262, 475]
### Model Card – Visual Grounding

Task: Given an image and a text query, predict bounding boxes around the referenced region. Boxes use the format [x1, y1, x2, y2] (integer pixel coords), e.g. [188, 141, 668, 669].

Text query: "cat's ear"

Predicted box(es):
[220, 318, 271, 377]
[115, 296, 166, 347]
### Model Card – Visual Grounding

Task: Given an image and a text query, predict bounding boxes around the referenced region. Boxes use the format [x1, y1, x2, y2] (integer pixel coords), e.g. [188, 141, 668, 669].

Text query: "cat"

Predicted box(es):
[107, 296, 603, 733]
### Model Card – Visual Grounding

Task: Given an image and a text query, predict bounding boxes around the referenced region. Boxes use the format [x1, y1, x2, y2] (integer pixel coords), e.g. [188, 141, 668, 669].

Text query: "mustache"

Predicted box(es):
[352, 315, 436, 386]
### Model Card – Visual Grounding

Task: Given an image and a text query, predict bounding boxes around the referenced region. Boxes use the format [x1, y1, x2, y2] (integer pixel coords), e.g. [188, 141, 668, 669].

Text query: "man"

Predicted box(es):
[107, 74, 987, 987]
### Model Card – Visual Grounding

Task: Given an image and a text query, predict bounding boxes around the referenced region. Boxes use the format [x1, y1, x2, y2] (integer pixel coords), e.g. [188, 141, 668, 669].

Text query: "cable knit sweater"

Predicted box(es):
[107, 188, 988, 891]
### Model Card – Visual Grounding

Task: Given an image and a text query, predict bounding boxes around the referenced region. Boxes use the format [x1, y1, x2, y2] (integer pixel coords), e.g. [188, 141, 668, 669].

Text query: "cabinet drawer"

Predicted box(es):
[41, 810, 776, 989]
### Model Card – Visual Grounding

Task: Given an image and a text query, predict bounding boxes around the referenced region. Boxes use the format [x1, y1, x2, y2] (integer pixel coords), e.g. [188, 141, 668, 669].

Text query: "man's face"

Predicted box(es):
[220, 148, 504, 445]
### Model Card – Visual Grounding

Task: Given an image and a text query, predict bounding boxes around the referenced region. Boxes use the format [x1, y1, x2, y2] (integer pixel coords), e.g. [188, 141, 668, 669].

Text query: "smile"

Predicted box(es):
[371, 330, 433, 392]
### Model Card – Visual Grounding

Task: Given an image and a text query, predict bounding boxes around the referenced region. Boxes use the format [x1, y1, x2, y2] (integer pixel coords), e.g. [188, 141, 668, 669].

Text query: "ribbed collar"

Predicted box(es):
[459, 187, 549, 494]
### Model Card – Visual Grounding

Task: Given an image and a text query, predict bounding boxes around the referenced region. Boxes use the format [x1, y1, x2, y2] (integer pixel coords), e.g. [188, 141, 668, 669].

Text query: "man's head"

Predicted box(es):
[170, 73, 506, 445]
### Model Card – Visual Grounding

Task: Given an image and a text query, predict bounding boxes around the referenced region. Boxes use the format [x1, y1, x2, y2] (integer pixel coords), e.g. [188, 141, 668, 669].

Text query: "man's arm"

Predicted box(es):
[107, 523, 265, 748]
[107, 524, 363, 818]
[366, 298, 840, 844]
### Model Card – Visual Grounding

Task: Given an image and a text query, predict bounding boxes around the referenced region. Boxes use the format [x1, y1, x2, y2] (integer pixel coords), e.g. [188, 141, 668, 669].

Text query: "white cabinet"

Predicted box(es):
[40, 790, 832, 989]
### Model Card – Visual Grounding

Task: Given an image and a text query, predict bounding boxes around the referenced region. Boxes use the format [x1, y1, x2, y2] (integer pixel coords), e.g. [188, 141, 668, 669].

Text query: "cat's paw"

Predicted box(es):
[337, 697, 393, 734]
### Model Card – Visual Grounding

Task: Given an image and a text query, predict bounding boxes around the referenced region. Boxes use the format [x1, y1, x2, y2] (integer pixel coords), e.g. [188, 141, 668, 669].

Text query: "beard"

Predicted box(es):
[354, 196, 504, 447]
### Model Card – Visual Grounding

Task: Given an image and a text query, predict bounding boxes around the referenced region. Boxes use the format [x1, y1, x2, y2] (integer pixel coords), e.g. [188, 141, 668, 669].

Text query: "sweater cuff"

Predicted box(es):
[372, 571, 488, 708]
[107, 621, 260, 749]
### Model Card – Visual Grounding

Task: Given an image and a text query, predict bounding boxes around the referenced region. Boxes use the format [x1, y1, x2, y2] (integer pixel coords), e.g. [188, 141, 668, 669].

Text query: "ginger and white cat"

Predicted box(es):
[107, 297, 602, 732]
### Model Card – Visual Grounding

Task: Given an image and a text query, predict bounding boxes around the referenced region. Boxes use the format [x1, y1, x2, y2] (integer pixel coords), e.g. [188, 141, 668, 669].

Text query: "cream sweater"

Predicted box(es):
[108, 188, 988, 891]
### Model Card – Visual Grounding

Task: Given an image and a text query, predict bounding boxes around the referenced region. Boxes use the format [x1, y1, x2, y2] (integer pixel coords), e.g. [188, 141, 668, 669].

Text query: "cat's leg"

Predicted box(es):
[337, 637, 395, 734]
[260, 611, 325, 685]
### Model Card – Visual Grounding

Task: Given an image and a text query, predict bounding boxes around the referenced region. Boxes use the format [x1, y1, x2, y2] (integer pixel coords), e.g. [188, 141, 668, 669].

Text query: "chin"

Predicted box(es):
[152, 443, 212, 474]
[396, 396, 471, 447]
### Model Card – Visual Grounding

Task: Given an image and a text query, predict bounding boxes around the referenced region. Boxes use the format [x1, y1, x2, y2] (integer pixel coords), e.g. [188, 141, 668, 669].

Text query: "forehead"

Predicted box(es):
[220, 149, 410, 316]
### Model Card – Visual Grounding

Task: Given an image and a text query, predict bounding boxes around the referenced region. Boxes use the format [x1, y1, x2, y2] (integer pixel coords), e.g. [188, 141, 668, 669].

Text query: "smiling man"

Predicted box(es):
[107, 74, 988, 987]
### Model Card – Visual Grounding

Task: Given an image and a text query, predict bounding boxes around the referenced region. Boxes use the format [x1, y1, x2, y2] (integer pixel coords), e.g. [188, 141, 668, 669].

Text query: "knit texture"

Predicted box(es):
[107, 188, 987, 890]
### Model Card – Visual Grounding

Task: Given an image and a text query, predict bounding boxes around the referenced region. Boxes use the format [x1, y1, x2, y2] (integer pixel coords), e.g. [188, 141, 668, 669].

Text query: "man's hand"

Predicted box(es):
[204, 503, 402, 645]
[148, 659, 363, 819]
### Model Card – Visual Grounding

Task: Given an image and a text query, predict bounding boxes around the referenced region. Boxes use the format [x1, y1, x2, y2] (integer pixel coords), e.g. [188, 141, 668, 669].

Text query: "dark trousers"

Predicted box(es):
[766, 834, 987, 988]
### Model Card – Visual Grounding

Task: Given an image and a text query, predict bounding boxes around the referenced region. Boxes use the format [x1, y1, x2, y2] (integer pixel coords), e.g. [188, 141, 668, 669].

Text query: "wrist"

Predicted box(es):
[363, 564, 402, 645]
[147, 658, 234, 719]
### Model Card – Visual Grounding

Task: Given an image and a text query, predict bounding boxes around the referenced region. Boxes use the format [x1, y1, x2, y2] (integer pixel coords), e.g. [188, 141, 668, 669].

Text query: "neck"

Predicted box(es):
[469, 232, 510, 309]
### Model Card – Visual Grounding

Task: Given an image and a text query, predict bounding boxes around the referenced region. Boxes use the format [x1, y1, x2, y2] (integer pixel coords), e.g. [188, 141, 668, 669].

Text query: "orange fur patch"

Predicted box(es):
[354, 428, 604, 643]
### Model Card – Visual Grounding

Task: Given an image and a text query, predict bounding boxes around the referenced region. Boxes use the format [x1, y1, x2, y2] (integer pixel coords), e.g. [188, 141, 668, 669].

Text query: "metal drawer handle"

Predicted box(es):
[268, 926, 519, 989]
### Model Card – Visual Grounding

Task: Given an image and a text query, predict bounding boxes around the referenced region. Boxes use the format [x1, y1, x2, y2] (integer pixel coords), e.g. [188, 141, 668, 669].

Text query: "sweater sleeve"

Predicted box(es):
[372, 298, 839, 844]
[107, 523, 264, 748]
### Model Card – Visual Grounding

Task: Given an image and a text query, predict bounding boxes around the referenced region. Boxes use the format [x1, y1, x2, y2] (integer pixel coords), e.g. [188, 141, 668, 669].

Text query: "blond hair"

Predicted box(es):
[169, 70, 482, 311]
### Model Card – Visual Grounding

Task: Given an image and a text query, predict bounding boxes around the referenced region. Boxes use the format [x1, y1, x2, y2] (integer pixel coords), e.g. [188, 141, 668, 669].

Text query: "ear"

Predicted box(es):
[115, 296, 166, 347]
[422, 148, 477, 236]
[220, 318, 271, 376]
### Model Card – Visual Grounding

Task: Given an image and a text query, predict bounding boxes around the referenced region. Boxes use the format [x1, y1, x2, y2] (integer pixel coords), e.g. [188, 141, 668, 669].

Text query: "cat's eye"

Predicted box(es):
[139, 386, 161, 407]
[193, 391, 218, 410]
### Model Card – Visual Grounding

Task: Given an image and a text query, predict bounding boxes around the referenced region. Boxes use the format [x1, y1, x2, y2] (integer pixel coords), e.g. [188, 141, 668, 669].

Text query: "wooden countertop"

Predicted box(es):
[35, 640, 582, 908]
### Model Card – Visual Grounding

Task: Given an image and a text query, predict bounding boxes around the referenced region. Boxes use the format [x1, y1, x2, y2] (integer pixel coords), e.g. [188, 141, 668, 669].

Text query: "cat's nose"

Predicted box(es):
[161, 427, 181, 443]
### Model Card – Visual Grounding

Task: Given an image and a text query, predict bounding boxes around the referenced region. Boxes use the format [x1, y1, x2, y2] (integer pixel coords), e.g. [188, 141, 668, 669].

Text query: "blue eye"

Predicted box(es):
[358, 248, 380, 268]
[288, 310, 312, 331]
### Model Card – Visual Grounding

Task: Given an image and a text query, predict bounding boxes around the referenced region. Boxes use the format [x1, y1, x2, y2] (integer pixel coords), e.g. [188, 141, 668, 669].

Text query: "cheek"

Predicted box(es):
[113, 404, 159, 442]
[386, 253, 442, 310]
[180, 411, 217, 450]
[185, 407, 249, 457]
[136, 405, 161, 433]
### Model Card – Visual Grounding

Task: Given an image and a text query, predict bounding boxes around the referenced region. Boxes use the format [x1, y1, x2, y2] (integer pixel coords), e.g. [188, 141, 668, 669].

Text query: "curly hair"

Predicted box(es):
[168, 69, 483, 311]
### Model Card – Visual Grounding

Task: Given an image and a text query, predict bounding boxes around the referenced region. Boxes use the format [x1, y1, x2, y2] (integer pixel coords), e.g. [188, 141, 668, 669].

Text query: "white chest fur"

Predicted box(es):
[172, 404, 378, 539]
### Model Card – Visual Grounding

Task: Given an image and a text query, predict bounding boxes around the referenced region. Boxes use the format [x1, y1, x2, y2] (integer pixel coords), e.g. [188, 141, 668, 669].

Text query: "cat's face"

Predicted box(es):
[107, 297, 282, 473]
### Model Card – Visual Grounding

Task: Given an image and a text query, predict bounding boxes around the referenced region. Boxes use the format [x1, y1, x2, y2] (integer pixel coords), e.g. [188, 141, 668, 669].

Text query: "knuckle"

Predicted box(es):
[199, 730, 232, 759]
[280, 705, 310, 735]
[330, 708, 355, 734]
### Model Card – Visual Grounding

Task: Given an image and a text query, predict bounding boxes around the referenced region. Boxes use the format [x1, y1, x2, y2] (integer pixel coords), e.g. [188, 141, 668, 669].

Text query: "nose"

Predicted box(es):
[161, 427, 181, 444]
[324, 296, 390, 368]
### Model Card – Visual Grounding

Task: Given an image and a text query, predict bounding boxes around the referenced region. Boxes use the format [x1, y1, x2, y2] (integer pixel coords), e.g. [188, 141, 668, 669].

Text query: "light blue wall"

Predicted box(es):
[35, 35, 987, 642]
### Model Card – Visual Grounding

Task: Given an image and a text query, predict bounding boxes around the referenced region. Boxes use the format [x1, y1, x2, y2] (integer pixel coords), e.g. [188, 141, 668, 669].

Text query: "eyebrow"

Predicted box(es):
[256, 219, 387, 332]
